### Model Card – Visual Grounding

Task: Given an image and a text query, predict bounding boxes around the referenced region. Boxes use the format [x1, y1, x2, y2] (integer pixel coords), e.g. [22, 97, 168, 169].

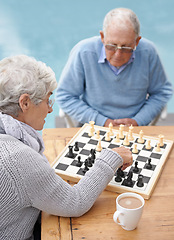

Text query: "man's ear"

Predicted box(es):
[18, 94, 31, 113]
[100, 30, 105, 44]
[136, 36, 141, 47]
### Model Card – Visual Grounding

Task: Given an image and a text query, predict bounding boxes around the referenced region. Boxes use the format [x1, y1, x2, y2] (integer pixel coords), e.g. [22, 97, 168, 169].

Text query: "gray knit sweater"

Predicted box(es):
[0, 131, 123, 239]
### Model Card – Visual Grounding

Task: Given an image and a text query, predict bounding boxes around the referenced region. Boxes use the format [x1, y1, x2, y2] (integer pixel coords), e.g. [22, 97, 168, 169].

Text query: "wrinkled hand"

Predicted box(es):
[112, 146, 133, 170]
[104, 119, 118, 127]
[114, 118, 138, 127]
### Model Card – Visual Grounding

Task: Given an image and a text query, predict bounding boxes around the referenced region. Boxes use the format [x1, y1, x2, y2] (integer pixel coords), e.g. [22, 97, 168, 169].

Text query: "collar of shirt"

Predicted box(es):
[98, 45, 135, 75]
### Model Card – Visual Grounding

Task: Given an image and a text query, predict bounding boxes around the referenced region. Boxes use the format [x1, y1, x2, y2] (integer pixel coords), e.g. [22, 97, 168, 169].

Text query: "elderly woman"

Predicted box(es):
[0, 55, 132, 240]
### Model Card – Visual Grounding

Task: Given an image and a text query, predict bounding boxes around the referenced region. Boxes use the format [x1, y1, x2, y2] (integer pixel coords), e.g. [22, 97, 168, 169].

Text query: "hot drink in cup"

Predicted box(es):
[113, 192, 145, 231]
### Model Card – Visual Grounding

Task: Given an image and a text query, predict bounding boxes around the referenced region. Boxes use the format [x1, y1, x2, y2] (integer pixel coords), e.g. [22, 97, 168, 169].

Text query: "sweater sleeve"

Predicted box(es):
[21, 148, 123, 217]
[132, 46, 173, 126]
[55, 44, 107, 126]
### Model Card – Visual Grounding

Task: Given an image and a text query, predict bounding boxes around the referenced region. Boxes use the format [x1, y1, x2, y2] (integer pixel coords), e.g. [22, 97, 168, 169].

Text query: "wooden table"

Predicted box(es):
[42, 126, 174, 240]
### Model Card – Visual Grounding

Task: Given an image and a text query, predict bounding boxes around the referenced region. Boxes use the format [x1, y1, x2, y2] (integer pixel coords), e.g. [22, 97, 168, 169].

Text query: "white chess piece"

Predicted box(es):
[88, 127, 94, 136]
[89, 121, 95, 133]
[138, 130, 144, 143]
[158, 134, 164, 147]
[109, 122, 114, 136]
[128, 125, 134, 141]
[146, 139, 151, 150]
[96, 139, 102, 152]
[119, 124, 124, 139]
[95, 130, 100, 139]
[105, 131, 111, 141]
[123, 133, 130, 146]
[155, 142, 161, 152]
[132, 144, 138, 154]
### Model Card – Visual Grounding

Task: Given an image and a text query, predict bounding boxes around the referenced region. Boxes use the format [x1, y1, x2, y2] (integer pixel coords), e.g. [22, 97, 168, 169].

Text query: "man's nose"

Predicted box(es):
[114, 48, 122, 56]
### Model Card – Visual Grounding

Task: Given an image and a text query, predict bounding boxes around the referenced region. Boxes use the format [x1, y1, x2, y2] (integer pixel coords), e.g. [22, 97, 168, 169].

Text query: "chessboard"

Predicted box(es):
[52, 122, 173, 199]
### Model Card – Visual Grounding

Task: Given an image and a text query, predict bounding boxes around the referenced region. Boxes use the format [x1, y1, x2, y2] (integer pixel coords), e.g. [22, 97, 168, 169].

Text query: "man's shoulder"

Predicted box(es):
[137, 38, 157, 51]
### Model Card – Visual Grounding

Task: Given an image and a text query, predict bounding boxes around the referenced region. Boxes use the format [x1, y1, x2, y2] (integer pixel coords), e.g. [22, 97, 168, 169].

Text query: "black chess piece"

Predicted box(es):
[87, 157, 93, 167]
[90, 149, 96, 163]
[83, 159, 89, 173]
[67, 146, 74, 158]
[74, 141, 79, 151]
[125, 171, 134, 187]
[76, 156, 82, 167]
[115, 169, 122, 182]
[133, 161, 139, 173]
[118, 167, 124, 178]
[137, 174, 144, 187]
[146, 158, 152, 169]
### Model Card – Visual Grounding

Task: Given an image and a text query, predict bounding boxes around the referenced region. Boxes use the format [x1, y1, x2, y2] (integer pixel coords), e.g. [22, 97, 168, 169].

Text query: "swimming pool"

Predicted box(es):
[0, 0, 173, 128]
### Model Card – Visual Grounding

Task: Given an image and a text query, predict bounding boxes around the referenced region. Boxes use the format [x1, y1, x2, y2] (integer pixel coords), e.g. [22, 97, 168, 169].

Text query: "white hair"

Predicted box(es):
[0, 55, 57, 116]
[103, 8, 140, 37]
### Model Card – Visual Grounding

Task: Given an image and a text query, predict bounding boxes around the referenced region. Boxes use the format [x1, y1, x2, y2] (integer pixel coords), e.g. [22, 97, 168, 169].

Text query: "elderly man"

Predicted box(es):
[56, 8, 173, 127]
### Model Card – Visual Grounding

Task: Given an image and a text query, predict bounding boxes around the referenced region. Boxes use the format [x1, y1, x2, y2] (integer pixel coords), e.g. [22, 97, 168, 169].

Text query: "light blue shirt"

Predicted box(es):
[56, 36, 173, 126]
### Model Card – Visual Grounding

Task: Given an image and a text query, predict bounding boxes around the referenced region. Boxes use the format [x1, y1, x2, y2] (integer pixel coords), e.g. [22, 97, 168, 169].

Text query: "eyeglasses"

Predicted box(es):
[48, 98, 55, 108]
[32, 96, 55, 108]
[105, 44, 136, 53]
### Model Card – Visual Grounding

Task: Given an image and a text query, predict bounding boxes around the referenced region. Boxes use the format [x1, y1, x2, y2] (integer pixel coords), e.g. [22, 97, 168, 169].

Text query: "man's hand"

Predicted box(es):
[104, 118, 138, 127]
[112, 146, 133, 170]
[114, 118, 138, 126]
[104, 119, 117, 127]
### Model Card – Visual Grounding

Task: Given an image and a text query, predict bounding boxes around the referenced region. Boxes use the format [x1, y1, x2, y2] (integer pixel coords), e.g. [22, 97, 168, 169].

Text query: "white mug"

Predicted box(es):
[113, 192, 145, 231]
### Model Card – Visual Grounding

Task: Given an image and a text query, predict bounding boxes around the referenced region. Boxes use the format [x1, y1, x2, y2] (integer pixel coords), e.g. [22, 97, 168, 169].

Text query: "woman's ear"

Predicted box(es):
[18, 94, 31, 112]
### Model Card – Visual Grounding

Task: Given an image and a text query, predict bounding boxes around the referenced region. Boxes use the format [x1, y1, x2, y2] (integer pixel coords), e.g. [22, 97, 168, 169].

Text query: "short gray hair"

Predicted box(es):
[103, 8, 140, 38]
[0, 55, 57, 116]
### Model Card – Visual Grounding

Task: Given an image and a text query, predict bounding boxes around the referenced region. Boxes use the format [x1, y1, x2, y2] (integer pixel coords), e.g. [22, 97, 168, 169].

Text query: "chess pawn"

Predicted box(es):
[137, 174, 144, 188]
[105, 131, 111, 141]
[96, 139, 102, 152]
[119, 124, 124, 139]
[109, 122, 114, 136]
[132, 144, 138, 154]
[146, 158, 152, 170]
[145, 139, 151, 150]
[138, 130, 144, 143]
[133, 161, 139, 173]
[95, 130, 100, 139]
[155, 142, 161, 152]
[158, 134, 164, 147]
[76, 156, 82, 167]
[74, 141, 79, 151]
[123, 133, 130, 146]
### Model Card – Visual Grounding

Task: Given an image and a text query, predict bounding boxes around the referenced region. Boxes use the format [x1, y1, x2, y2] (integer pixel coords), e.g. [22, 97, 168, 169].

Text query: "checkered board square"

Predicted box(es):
[52, 123, 173, 199]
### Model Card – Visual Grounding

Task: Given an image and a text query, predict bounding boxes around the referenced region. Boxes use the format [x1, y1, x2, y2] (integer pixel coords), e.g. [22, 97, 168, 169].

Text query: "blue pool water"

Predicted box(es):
[0, 0, 173, 128]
